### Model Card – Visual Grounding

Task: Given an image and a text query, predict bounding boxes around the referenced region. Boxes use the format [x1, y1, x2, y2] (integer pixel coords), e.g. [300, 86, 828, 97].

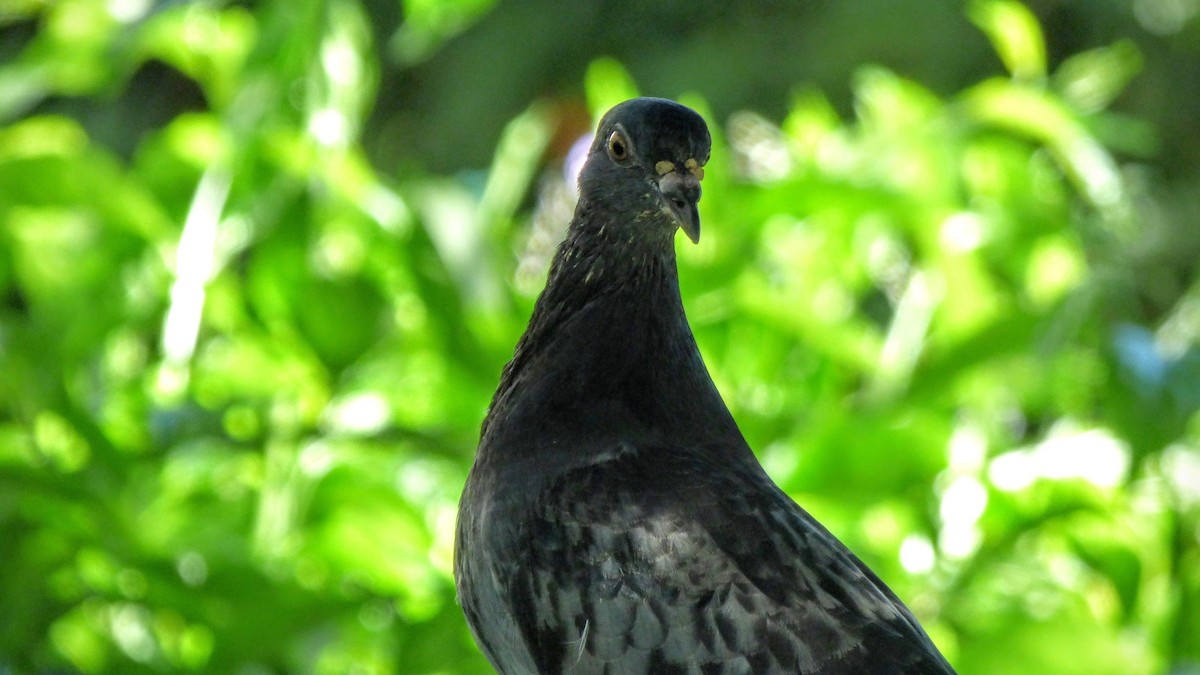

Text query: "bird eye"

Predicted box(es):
[607, 131, 630, 162]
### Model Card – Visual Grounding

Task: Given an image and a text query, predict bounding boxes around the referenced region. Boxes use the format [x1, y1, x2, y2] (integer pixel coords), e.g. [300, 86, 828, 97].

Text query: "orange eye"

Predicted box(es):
[607, 131, 629, 162]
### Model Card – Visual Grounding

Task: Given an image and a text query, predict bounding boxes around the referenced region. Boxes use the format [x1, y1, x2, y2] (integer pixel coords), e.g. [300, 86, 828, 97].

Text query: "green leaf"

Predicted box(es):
[585, 57, 640, 122]
[1054, 40, 1143, 113]
[969, 0, 1047, 80]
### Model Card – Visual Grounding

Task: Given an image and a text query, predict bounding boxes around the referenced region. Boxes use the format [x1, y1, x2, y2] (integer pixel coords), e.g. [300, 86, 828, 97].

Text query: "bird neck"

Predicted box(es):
[482, 216, 736, 450]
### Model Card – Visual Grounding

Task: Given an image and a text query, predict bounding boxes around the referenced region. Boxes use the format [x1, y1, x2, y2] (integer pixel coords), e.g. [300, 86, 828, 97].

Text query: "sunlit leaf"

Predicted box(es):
[585, 57, 640, 122]
[968, 0, 1047, 80]
[1054, 40, 1143, 114]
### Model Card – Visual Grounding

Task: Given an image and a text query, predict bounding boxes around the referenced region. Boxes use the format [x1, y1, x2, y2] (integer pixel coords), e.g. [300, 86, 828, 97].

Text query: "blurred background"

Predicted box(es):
[2, 0, 1199, 673]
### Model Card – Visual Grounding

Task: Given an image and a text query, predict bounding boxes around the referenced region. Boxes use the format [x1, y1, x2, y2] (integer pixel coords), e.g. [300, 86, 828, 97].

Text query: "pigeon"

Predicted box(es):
[455, 97, 956, 675]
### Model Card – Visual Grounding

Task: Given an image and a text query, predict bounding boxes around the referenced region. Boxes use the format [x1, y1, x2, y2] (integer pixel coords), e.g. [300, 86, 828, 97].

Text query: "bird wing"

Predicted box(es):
[491, 441, 954, 675]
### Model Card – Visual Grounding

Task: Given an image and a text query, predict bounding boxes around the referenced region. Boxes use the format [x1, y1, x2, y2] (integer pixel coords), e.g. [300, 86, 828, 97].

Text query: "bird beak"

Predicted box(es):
[658, 169, 702, 244]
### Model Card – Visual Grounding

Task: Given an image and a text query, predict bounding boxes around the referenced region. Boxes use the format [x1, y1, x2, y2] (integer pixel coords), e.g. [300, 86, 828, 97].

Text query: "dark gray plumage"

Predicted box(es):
[455, 97, 955, 674]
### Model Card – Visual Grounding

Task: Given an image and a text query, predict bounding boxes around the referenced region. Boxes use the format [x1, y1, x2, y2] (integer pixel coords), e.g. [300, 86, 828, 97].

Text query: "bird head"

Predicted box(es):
[577, 98, 711, 244]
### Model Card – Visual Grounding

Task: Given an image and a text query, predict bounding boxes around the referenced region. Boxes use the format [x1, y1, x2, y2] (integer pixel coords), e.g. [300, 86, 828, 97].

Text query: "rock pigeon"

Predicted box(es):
[455, 97, 956, 674]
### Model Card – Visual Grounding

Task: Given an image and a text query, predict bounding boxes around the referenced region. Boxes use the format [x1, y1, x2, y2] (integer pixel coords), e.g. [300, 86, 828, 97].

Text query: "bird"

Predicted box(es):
[455, 97, 956, 675]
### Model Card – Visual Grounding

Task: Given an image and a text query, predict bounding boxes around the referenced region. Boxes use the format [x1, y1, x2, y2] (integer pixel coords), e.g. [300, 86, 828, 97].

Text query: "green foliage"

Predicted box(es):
[2, 1, 1199, 674]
